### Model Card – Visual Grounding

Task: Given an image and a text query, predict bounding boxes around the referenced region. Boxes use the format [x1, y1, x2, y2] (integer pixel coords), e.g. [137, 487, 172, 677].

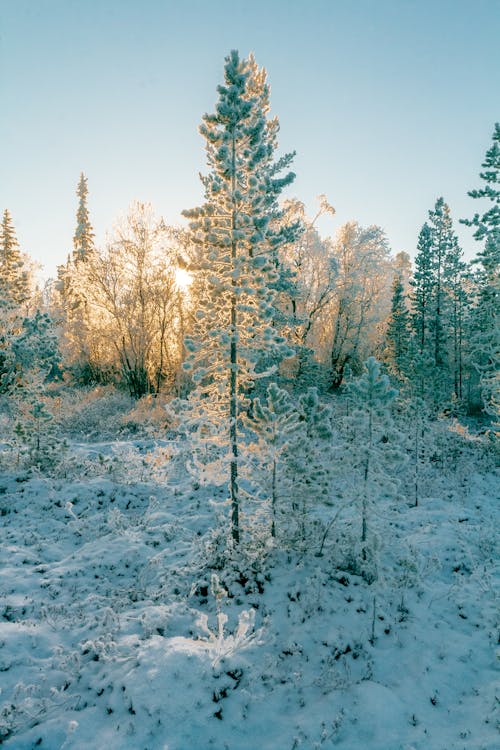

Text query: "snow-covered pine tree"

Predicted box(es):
[12, 379, 63, 471]
[427, 197, 457, 404]
[56, 173, 100, 383]
[0, 210, 33, 391]
[461, 124, 500, 422]
[283, 388, 333, 548]
[0, 209, 31, 311]
[182, 51, 298, 544]
[250, 383, 300, 538]
[8, 311, 64, 470]
[411, 223, 434, 362]
[443, 235, 469, 403]
[73, 173, 95, 263]
[410, 200, 462, 409]
[384, 270, 411, 380]
[343, 357, 402, 572]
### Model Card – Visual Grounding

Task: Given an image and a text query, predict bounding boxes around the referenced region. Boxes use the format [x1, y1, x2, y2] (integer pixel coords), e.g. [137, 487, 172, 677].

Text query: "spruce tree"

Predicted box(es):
[182, 51, 298, 544]
[73, 172, 95, 263]
[57, 173, 99, 383]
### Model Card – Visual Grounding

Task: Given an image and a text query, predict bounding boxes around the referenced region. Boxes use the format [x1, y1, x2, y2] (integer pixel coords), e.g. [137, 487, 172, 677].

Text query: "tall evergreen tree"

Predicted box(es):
[56, 173, 99, 382]
[427, 197, 455, 371]
[462, 124, 500, 420]
[182, 50, 298, 544]
[384, 271, 410, 379]
[443, 235, 469, 401]
[0, 209, 31, 309]
[410, 199, 464, 408]
[73, 172, 95, 263]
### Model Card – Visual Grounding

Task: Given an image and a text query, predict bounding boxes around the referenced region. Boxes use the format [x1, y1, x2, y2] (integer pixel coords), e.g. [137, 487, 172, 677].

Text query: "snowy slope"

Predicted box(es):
[0, 438, 498, 750]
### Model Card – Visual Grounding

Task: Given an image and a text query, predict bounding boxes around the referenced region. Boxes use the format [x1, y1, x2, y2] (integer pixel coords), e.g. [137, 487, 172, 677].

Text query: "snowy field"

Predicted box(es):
[0, 434, 498, 750]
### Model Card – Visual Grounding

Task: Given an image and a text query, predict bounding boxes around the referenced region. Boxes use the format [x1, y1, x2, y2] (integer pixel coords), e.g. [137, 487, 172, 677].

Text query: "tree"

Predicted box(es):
[461, 124, 500, 420]
[73, 202, 183, 398]
[327, 222, 392, 389]
[284, 388, 333, 547]
[0, 209, 31, 310]
[443, 235, 469, 401]
[344, 357, 401, 571]
[55, 173, 99, 382]
[427, 198, 456, 373]
[182, 50, 299, 544]
[411, 223, 434, 358]
[0, 211, 34, 390]
[251, 383, 300, 538]
[5, 311, 63, 470]
[383, 270, 411, 379]
[462, 123, 500, 244]
[277, 197, 337, 385]
[73, 172, 95, 263]
[410, 199, 464, 408]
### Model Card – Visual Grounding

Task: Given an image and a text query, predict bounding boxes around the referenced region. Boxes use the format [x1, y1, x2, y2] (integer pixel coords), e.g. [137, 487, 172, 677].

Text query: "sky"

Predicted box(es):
[1, 0, 499, 280]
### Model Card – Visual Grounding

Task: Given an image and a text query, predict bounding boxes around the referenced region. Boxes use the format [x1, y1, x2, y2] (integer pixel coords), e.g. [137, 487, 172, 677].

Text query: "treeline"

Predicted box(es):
[0, 52, 498, 476]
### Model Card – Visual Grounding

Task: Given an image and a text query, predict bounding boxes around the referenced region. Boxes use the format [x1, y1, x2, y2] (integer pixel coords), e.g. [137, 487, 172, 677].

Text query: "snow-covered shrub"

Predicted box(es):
[52, 385, 135, 439]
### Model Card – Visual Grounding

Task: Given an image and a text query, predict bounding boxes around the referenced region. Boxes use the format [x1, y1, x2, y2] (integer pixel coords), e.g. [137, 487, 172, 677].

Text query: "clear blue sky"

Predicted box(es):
[1, 0, 499, 279]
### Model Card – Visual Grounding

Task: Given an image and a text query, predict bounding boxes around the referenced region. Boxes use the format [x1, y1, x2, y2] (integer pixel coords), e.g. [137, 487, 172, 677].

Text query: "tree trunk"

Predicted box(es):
[229, 130, 239, 545]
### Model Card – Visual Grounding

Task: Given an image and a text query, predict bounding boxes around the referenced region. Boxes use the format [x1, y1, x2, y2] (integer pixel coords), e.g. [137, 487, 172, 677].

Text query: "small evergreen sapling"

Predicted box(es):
[283, 388, 334, 547]
[344, 357, 403, 574]
[250, 383, 300, 538]
[8, 312, 65, 471]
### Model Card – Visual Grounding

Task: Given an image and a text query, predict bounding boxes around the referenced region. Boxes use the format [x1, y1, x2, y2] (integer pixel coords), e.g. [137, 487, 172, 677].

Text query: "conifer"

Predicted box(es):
[182, 51, 299, 544]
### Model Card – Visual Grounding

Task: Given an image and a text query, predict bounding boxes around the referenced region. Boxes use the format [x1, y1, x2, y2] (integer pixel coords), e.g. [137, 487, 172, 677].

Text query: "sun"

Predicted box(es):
[174, 267, 192, 292]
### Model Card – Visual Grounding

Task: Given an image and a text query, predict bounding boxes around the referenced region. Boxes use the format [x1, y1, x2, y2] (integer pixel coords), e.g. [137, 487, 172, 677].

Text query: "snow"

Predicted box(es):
[0, 437, 498, 749]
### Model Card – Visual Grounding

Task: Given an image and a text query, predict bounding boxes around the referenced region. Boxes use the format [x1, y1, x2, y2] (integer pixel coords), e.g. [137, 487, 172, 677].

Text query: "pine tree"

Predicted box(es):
[56, 173, 101, 383]
[0, 211, 33, 390]
[410, 224, 435, 401]
[461, 124, 500, 421]
[411, 223, 433, 356]
[182, 51, 298, 544]
[284, 388, 333, 547]
[384, 271, 410, 379]
[462, 123, 500, 243]
[443, 236, 469, 402]
[427, 197, 455, 373]
[0, 209, 31, 310]
[251, 383, 300, 538]
[344, 357, 401, 571]
[410, 199, 463, 408]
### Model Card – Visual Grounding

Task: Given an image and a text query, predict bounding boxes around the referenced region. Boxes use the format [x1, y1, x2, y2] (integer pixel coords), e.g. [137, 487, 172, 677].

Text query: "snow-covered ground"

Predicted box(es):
[0, 436, 498, 749]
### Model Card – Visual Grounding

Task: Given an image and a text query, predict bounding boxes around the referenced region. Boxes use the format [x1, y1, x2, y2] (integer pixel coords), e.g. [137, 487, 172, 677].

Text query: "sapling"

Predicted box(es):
[343, 357, 404, 571]
[283, 387, 334, 548]
[250, 383, 300, 538]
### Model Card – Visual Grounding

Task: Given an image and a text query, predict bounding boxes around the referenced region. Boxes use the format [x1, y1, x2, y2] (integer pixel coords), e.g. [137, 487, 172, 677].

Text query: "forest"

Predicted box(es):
[0, 50, 498, 750]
